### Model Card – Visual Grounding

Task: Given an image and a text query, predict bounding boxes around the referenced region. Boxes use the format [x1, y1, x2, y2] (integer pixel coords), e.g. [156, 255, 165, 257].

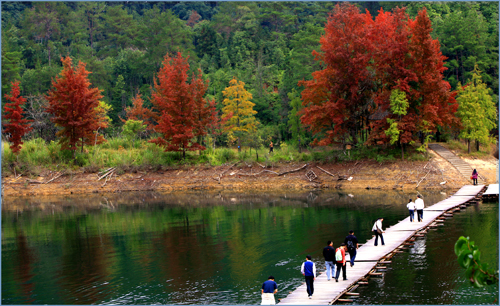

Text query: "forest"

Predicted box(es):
[1, 1, 499, 169]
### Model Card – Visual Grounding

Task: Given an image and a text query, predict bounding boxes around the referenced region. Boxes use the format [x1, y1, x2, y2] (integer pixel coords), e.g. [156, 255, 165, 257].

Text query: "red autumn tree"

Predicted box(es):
[46, 56, 106, 155]
[149, 52, 216, 158]
[368, 7, 417, 146]
[122, 92, 157, 130]
[300, 3, 376, 146]
[301, 3, 457, 148]
[369, 7, 457, 146]
[2, 81, 32, 154]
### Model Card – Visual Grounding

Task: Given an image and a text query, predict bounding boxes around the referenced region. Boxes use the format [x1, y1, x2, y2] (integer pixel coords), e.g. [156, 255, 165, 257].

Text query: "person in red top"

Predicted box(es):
[334, 243, 347, 282]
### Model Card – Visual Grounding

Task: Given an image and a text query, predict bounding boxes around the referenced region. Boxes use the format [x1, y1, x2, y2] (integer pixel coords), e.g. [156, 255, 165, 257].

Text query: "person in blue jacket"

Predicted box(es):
[261, 275, 278, 305]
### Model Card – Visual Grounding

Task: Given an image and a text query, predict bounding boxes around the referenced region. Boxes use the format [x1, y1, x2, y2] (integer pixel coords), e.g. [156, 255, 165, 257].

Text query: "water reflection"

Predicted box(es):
[5, 190, 488, 305]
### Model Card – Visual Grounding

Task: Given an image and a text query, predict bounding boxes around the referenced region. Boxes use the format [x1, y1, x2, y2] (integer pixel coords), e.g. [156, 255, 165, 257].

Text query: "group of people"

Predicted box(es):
[405, 194, 425, 222]
[261, 231, 360, 304]
[300, 230, 359, 300]
[261, 196, 431, 304]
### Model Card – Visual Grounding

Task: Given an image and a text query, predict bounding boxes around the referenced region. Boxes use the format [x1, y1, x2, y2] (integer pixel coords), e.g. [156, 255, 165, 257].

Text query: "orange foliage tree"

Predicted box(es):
[123, 92, 156, 129]
[300, 3, 457, 147]
[2, 81, 32, 154]
[46, 57, 107, 155]
[149, 52, 216, 158]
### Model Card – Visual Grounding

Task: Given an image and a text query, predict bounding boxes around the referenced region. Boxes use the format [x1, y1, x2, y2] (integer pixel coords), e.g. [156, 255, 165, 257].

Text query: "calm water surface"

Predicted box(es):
[2, 190, 498, 304]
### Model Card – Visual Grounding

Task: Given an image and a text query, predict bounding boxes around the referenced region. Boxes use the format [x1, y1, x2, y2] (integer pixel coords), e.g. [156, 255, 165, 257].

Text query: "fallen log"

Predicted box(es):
[316, 166, 337, 177]
[278, 163, 308, 176]
[98, 168, 116, 181]
[44, 172, 64, 184]
[26, 179, 43, 184]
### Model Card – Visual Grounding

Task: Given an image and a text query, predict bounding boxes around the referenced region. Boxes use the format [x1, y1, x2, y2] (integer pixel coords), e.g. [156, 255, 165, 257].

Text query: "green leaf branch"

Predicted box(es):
[454, 236, 499, 288]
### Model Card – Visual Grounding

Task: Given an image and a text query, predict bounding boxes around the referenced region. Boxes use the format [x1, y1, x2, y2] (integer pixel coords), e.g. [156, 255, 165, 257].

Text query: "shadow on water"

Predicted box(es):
[2, 190, 496, 304]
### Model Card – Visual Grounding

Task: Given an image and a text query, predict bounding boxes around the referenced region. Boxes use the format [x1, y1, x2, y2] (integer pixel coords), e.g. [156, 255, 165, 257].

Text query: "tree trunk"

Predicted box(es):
[238, 136, 241, 152]
[476, 140, 480, 152]
[401, 142, 404, 160]
[468, 139, 471, 154]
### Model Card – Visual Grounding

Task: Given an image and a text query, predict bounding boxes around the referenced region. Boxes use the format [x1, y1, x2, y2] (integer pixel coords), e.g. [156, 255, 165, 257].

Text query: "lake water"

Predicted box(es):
[2, 190, 498, 304]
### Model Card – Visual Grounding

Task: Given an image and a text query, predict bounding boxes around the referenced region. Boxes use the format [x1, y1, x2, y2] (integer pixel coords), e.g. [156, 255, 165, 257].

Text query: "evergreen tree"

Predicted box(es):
[456, 64, 497, 153]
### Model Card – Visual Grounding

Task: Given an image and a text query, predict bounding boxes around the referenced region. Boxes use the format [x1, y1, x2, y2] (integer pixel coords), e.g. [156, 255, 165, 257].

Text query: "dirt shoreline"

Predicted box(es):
[2, 150, 498, 197]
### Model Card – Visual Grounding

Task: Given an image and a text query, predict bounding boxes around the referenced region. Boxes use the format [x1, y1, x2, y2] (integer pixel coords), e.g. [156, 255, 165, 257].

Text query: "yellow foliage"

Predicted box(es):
[222, 77, 258, 135]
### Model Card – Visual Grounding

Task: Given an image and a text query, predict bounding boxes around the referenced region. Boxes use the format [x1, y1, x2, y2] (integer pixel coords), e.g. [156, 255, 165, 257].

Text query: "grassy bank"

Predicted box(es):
[0, 137, 475, 177]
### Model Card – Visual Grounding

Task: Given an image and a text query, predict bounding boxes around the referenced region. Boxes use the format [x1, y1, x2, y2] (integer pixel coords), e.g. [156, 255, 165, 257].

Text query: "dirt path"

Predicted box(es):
[2, 152, 497, 197]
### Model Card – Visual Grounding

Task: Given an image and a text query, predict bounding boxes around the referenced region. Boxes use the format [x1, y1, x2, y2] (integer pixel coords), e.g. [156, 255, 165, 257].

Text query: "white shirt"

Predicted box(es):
[406, 201, 416, 210]
[415, 198, 424, 210]
[300, 260, 316, 278]
[372, 219, 383, 231]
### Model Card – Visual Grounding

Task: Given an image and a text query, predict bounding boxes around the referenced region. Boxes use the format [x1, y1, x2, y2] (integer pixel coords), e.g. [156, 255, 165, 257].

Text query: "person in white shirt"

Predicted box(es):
[300, 255, 316, 299]
[371, 218, 384, 246]
[406, 199, 416, 222]
[414, 195, 425, 222]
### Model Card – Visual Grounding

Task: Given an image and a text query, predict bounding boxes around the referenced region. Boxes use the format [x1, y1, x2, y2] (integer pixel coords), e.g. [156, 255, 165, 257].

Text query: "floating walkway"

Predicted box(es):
[482, 184, 499, 201]
[278, 185, 486, 305]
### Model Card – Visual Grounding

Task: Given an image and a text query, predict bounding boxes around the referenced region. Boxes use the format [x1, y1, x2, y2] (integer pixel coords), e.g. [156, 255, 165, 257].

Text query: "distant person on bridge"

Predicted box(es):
[335, 243, 347, 282]
[372, 218, 385, 246]
[471, 169, 478, 185]
[323, 241, 336, 281]
[407, 199, 416, 222]
[344, 231, 358, 267]
[415, 195, 425, 222]
[300, 255, 316, 299]
[261, 275, 278, 305]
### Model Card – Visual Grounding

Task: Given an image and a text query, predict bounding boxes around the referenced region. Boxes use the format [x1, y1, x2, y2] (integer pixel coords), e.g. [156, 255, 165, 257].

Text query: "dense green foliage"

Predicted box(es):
[1, 1, 498, 155]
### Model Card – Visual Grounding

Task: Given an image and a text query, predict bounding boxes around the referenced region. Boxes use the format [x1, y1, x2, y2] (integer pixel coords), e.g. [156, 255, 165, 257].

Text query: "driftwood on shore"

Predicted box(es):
[212, 163, 309, 181]
[44, 172, 64, 184]
[316, 166, 348, 181]
[98, 168, 116, 181]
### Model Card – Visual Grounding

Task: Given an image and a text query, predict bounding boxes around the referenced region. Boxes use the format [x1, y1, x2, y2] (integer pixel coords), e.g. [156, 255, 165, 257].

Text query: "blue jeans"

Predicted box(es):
[325, 261, 336, 280]
[347, 249, 356, 266]
[373, 230, 385, 246]
[409, 209, 414, 222]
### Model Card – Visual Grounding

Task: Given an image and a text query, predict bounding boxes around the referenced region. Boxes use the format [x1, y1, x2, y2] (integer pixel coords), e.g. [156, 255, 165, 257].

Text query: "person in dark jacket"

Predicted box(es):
[323, 241, 336, 281]
[344, 231, 359, 267]
[300, 255, 316, 299]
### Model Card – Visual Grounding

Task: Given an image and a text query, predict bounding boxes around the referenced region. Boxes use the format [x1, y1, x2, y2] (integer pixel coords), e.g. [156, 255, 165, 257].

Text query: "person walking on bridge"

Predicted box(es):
[261, 275, 278, 305]
[407, 199, 416, 222]
[344, 231, 358, 267]
[300, 255, 316, 299]
[471, 169, 478, 185]
[372, 218, 385, 246]
[415, 195, 425, 222]
[323, 241, 336, 281]
[334, 243, 347, 282]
